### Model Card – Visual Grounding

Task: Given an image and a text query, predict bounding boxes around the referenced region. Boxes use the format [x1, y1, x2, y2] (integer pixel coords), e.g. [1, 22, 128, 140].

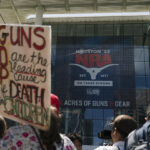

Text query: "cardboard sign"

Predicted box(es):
[0, 24, 51, 130]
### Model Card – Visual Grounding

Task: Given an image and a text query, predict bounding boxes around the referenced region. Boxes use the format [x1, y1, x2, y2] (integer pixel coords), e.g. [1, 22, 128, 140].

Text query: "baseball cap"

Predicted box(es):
[50, 93, 60, 114]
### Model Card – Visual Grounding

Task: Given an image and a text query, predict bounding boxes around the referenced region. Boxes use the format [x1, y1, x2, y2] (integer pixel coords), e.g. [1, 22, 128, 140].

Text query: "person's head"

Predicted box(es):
[68, 133, 82, 150]
[50, 93, 60, 116]
[39, 106, 61, 149]
[145, 105, 150, 121]
[0, 115, 7, 139]
[111, 114, 137, 143]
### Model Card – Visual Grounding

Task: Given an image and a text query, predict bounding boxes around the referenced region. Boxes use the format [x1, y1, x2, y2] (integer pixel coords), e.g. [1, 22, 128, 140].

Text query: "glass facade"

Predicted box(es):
[51, 23, 150, 146]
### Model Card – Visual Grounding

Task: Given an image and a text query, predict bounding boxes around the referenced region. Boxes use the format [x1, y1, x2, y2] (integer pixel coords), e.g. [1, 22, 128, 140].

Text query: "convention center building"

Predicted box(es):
[0, 0, 150, 149]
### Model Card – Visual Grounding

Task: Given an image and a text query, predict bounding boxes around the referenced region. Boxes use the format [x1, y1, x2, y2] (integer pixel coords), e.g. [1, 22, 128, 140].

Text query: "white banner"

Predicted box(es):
[74, 80, 113, 86]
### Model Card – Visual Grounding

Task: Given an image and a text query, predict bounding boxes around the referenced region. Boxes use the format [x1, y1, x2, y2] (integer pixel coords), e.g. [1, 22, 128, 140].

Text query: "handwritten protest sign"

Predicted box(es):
[0, 24, 51, 130]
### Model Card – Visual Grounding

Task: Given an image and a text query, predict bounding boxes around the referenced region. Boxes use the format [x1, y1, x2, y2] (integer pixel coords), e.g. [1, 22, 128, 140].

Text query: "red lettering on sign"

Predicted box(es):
[76, 53, 112, 67]
[21, 27, 31, 48]
[76, 54, 88, 67]
[0, 25, 7, 45]
[10, 26, 20, 46]
[33, 27, 46, 50]
[0, 46, 9, 84]
[10, 26, 46, 50]
[101, 54, 112, 66]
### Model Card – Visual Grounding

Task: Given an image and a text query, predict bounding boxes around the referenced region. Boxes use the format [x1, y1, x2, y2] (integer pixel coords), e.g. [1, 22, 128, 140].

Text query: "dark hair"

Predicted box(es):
[0, 116, 7, 139]
[112, 115, 137, 140]
[67, 133, 82, 145]
[39, 110, 61, 149]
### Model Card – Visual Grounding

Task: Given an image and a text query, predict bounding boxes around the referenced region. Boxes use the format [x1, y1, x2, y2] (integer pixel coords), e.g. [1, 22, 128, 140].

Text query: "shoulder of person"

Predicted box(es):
[0, 125, 40, 150]
[7, 125, 37, 135]
[60, 134, 72, 143]
[60, 133, 77, 150]
[9, 124, 32, 131]
[95, 145, 119, 150]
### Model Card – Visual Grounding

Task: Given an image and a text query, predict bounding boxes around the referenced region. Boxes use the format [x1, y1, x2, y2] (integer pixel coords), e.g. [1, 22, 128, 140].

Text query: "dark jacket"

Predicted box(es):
[124, 120, 150, 150]
[136, 120, 150, 141]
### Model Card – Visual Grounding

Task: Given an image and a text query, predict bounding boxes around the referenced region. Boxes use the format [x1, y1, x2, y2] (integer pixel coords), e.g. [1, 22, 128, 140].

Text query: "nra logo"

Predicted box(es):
[70, 53, 119, 80]
[76, 53, 112, 67]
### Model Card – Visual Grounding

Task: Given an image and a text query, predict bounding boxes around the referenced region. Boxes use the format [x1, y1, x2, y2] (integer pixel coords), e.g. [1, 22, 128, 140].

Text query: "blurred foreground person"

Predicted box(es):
[124, 106, 150, 150]
[68, 133, 82, 150]
[0, 107, 77, 150]
[0, 115, 7, 139]
[95, 115, 137, 150]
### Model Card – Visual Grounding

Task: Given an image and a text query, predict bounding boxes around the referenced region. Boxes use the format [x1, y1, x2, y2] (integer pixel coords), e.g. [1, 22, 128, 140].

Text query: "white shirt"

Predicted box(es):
[113, 141, 124, 150]
[94, 141, 124, 150]
[0, 125, 77, 150]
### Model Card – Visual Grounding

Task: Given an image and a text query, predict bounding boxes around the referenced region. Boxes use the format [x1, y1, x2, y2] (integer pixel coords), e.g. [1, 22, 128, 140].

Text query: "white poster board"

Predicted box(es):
[0, 24, 51, 130]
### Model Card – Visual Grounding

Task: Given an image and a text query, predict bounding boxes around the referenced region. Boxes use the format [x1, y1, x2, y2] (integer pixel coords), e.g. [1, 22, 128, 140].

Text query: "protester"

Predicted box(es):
[67, 133, 82, 150]
[0, 106, 77, 150]
[124, 106, 150, 150]
[95, 114, 137, 150]
[0, 115, 7, 139]
[136, 105, 150, 140]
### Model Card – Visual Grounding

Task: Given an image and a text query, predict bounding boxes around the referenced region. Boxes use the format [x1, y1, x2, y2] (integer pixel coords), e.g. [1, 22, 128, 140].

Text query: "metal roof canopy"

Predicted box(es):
[0, 0, 150, 24]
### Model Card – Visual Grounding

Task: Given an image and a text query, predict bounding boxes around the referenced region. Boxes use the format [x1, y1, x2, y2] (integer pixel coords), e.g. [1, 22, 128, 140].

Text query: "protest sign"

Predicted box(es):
[0, 24, 51, 130]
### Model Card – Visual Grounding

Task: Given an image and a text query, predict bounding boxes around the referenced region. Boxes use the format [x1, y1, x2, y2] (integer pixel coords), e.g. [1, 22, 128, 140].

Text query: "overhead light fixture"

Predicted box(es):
[26, 12, 150, 19]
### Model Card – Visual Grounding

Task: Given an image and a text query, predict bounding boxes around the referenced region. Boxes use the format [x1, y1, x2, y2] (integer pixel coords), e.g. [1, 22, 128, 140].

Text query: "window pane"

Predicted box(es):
[134, 46, 144, 61]
[146, 76, 150, 89]
[135, 76, 146, 88]
[84, 109, 93, 119]
[93, 120, 103, 136]
[104, 109, 114, 120]
[135, 62, 145, 75]
[133, 24, 143, 35]
[93, 137, 103, 146]
[84, 109, 103, 119]
[145, 62, 150, 75]
[83, 120, 93, 136]
[92, 109, 103, 119]
[144, 46, 150, 62]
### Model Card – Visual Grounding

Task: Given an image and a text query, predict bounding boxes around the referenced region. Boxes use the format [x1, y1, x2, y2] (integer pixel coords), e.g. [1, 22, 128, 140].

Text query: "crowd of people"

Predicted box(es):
[0, 93, 149, 150]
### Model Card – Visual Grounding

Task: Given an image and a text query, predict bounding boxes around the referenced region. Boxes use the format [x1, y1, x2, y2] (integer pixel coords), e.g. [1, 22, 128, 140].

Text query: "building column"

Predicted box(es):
[35, 6, 44, 25]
